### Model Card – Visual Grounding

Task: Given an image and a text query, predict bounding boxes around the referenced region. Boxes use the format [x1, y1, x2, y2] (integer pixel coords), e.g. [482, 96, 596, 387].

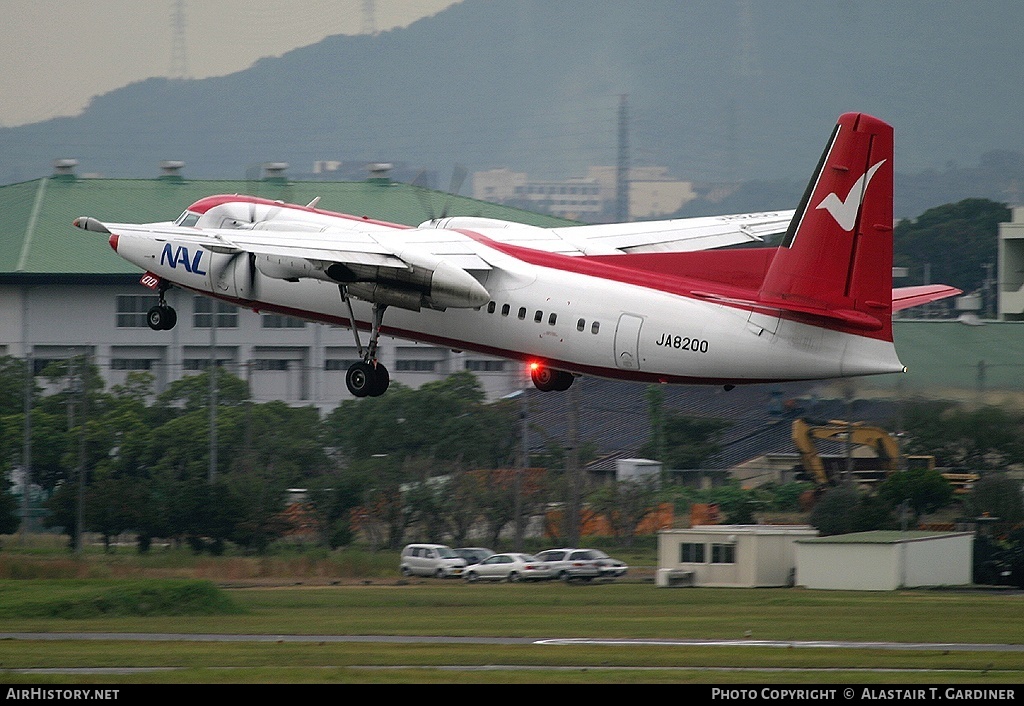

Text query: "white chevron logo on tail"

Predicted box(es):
[815, 160, 886, 232]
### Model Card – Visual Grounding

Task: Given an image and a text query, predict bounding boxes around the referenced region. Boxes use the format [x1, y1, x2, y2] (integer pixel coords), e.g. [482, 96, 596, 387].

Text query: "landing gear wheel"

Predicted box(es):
[345, 361, 390, 398]
[368, 363, 389, 397]
[531, 366, 574, 392]
[345, 361, 377, 398]
[146, 305, 177, 331]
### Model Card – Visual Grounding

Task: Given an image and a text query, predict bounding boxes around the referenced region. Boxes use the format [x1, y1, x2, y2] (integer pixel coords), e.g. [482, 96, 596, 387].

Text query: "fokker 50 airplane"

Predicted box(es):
[75, 113, 959, 398]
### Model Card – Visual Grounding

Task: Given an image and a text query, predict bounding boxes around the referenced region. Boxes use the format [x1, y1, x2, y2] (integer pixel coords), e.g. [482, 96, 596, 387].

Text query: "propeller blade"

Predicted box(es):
[439, 164, 467, 219]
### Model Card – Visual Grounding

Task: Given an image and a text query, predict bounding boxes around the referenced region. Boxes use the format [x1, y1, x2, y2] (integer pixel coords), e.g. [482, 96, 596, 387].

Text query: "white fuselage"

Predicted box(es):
[114, 229, 905, 386]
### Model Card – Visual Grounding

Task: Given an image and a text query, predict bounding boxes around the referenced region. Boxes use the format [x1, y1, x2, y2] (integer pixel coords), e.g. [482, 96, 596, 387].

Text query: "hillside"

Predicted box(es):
[2, 0, 1022, 213]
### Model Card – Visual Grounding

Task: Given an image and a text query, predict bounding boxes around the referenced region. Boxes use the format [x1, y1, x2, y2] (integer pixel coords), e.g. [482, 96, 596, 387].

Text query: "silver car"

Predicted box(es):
[399, 543, 467, 578]
[463, 553, 552, 583]
[454, 547, 495, 565]
[590, 549, 629, 579]
[534, 548, 602, 582]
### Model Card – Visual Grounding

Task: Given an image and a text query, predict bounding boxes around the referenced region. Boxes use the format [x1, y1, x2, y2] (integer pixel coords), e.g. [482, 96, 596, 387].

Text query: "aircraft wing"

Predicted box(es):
[77, 218, 492, 310]
[892, 285, 963, 311]
[437, 210, 796, 256]
[550, 210, 796, 254]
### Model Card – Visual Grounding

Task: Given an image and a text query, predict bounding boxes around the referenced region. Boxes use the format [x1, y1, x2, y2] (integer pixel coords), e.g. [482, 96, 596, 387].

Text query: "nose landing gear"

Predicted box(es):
[147, 280, 177, 330]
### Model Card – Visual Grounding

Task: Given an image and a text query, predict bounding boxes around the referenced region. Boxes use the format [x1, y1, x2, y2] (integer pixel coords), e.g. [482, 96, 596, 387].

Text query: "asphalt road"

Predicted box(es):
[3, 633, 1024, 652]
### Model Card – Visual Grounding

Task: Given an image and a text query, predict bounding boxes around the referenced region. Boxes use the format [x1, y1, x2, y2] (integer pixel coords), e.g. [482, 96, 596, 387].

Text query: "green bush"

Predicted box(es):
[0, 579, 242, 619]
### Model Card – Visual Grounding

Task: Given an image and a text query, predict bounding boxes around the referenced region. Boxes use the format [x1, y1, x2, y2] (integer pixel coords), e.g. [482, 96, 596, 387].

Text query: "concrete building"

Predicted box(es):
[473, 166, 695, 222]
[656, 524, 818, 587]
[0, 164, 574, 410]
[999, 206, 1024, 320]
[795, 531, 973, 591]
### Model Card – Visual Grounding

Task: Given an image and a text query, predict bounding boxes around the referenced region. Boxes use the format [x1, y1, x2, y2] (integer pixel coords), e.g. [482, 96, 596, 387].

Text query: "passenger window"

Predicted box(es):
[548, 313, 557, 326]
[534, 310, 543, 323]
[518, 307, 526, 320]
[501, 304, 510, 316]
[487, 301, 496, 314]
[592, 321, 600, 334]
[577, 318, 585, 332]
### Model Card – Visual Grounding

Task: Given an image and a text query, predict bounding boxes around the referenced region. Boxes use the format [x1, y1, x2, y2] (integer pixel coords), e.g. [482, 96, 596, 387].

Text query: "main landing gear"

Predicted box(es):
[147, 281, 177, 330]
[530, 363, 574, 392]
[342, 290, 390, 398]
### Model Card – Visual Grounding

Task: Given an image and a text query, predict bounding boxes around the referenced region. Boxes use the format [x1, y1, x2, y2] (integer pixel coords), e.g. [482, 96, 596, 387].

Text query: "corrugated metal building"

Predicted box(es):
[0, 166, 574, 408]
[795, 531, 973, 591]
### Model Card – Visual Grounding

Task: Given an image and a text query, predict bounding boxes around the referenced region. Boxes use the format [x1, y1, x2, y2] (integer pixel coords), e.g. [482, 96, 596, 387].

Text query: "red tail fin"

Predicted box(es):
[759, 113, 894, 341]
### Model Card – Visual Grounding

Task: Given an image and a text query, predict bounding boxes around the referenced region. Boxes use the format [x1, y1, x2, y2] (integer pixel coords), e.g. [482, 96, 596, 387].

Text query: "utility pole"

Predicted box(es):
[514, 374, 529, 551]
[20, 353, 32, 540]
[209, 304, 218, 484]
[564, 380, 582, 547]
[20, 288, 32, 542]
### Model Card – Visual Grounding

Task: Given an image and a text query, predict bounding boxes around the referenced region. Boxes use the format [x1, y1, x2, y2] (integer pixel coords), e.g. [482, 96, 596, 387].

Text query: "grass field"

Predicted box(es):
[0, 541, 1022, 684]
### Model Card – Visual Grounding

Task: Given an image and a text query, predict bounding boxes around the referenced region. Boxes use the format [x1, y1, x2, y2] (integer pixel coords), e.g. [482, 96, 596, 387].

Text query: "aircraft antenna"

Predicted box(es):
[169, 0, 190, 79]
[616, 94, 630, 222]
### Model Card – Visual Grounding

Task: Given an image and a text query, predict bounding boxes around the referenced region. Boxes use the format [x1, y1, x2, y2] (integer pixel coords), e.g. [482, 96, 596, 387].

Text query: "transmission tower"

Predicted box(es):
[362, 0, 378, 36]
[169, 0, 189, 79]
[616, 94, 630, 222]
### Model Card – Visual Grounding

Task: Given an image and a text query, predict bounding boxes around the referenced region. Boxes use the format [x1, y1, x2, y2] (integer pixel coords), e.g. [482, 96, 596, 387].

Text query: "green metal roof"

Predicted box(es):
[880, 320, 1024, 392]
[0, 175, 576, 277]
[796, 530, 970, 544]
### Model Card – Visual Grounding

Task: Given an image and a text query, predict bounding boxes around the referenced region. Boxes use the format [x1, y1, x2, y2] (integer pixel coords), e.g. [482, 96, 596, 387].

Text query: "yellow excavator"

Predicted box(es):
[792, 418, 977, 493]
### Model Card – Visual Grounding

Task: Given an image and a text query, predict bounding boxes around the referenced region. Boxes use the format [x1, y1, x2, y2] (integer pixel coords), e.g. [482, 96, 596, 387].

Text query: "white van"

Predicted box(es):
[400, 543, 467, 578]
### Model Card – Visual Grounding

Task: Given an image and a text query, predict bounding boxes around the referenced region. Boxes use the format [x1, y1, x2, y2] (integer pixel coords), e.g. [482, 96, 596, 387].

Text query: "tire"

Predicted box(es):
[400, 566, 412, 577]
[368, 363, 390, 397]
[507, 571, 520, 583]
[345, 361, 376, 398]
[465, 571, 478, 583]
[558, 570, 571, 583]
[531, 366, 573, 392]
[435, 568, 445, 579]
[146, 305, 176, 331]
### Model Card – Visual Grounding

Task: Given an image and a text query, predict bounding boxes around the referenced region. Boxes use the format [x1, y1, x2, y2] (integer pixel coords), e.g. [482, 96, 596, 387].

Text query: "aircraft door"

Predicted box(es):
[614, 313, 644, 370]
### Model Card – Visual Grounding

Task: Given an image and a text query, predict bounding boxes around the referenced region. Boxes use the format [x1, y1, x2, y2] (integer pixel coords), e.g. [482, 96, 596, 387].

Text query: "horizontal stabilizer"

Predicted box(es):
[892, 285, 962, 311]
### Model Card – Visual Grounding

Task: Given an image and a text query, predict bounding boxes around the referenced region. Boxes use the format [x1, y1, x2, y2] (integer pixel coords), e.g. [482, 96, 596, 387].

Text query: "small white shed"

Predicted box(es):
[657, 525, 819, 587]
[795, 531, 973, 591]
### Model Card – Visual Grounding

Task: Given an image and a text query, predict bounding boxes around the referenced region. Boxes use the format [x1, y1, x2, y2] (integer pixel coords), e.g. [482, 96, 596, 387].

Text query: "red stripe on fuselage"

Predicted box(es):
[457, 230, 887, 339]
[185, 194, 410, 231]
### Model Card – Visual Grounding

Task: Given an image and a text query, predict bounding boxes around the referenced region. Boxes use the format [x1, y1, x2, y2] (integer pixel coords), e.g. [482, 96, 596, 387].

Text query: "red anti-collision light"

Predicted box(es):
[108, 233, 119, 251]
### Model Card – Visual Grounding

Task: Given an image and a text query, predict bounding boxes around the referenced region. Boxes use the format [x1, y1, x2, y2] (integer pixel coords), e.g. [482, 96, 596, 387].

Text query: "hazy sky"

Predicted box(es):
[0, 0, 460, 127]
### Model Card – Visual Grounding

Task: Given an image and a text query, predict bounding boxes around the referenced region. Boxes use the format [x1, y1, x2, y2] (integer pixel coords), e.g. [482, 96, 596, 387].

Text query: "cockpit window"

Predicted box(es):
[176, 212, 200, 227]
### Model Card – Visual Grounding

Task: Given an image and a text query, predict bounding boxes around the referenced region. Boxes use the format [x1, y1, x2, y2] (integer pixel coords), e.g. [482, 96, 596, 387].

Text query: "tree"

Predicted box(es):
[893, 198, 1009, 294]
[325, 372, 518, 467]
[156, 368, 250, 412]
[899, 402, 1024, 469]
[659, 414, 731, 469]
[587, 476, 661, 547]
[967, 472, 1024, 526]
[877, 468, 955, 521]
[0, 479, 19, 535]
